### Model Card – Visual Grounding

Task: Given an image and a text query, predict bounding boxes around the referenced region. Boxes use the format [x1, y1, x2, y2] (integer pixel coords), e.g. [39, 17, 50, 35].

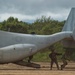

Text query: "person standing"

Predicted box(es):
[49, 49, 62, 70]
[28, 55, 33, 63]
[61, 52, 68, 70]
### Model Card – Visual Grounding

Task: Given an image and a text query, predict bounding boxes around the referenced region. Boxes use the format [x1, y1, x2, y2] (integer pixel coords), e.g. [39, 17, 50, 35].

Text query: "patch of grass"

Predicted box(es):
[32, 51, 50, 62]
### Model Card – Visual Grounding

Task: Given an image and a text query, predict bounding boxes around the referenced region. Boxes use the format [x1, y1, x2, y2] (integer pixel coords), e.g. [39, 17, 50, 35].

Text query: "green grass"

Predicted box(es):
[32, 51, 50, 62]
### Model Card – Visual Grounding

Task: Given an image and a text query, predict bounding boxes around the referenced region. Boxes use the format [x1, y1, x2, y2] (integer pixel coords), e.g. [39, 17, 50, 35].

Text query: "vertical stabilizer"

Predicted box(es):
[62, 8, 75, 48]
[62, 8, 75, 31]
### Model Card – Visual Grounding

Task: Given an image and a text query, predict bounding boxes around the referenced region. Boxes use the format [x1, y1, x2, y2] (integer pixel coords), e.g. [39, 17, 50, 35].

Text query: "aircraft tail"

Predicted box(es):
[61, 8, 75, 48]
[62, 8, 75, 31]
[73, 27, 75, 40]
[46, 31, 72, 46]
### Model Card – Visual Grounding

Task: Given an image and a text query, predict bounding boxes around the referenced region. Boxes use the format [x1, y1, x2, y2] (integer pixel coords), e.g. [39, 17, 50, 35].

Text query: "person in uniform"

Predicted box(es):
[28, 55, 33, 63]
[49, 49, 62, 70]
[61, 52, 68, 70]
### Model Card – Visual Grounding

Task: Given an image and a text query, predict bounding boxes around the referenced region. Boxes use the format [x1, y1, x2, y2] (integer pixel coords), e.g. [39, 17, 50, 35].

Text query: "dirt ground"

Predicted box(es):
[0, 62, 75, 75]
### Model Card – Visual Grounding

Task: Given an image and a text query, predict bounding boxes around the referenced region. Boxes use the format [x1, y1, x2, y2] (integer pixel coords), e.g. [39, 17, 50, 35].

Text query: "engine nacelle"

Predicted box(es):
[0, 44, 37, 63]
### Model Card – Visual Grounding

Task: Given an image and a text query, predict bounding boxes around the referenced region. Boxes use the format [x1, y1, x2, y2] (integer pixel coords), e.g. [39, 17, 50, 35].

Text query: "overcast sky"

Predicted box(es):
[0, 0, 75, 23]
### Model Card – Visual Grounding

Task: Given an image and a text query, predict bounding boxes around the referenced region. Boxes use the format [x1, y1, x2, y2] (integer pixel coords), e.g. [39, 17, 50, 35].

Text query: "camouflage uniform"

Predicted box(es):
[61, 53, 68, 70]
[49, 51, 62, 70]
[28, 55, 33, 63]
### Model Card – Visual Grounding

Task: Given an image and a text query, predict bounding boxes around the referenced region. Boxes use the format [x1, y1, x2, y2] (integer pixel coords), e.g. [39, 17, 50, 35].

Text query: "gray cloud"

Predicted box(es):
[0, 0, 75, 22]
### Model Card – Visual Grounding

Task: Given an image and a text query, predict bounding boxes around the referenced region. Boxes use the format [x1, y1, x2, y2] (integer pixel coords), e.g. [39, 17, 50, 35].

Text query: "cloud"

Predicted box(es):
[0, 0, 75, 22]
[0, 13, 35, 21]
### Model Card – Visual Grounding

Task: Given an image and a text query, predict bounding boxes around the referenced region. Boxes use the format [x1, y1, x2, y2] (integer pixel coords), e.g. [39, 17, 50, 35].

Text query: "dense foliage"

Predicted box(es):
[0, 16, 74, 62]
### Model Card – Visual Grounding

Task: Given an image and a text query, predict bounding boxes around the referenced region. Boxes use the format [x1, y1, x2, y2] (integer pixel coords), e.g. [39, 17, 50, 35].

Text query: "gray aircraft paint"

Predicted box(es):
[62, 8, 75, 48]
[62, 8, 75, 31]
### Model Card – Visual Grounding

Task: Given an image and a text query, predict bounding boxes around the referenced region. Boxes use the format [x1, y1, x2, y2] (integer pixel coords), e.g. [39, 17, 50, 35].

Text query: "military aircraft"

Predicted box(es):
[0, 8, 74, 64]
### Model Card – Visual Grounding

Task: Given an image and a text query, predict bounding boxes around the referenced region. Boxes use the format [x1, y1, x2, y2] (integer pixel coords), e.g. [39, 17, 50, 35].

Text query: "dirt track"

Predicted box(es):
[0, 62, 75, 75]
